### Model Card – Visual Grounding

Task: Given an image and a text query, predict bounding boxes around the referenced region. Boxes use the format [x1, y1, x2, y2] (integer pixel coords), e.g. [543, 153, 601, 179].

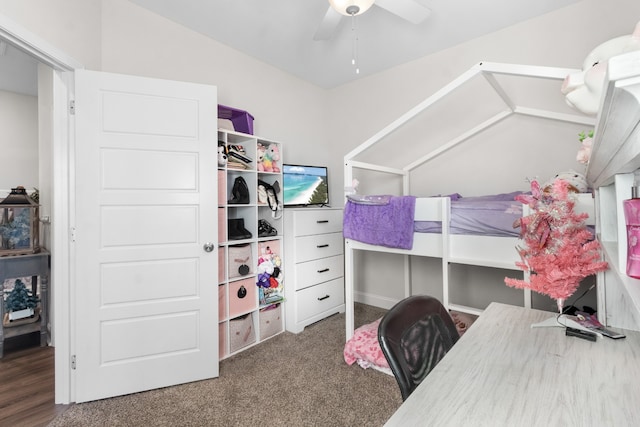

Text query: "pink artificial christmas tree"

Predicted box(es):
[505, 179, 608, 313]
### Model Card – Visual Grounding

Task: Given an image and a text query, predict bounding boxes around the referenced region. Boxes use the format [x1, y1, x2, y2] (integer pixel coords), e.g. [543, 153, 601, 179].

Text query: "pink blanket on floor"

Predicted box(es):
[343, 318, 390, 371]
[344, 312, 477, 373]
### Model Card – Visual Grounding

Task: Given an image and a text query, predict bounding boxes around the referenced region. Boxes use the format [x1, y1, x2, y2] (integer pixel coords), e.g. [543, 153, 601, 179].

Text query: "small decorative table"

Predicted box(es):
[0, 250, 50, 357]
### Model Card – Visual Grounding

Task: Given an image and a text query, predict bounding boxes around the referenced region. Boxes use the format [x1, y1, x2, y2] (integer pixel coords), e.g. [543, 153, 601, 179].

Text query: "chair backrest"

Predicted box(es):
[378, 295, 460, 401]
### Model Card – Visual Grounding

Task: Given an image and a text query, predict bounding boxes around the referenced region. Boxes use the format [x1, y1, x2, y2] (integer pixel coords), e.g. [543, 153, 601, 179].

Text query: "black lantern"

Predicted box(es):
[0, 187, 40, 256]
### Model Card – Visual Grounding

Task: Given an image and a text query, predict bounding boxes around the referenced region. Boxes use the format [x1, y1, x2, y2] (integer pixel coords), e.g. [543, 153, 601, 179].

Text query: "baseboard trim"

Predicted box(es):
[354, 291, 399, 310]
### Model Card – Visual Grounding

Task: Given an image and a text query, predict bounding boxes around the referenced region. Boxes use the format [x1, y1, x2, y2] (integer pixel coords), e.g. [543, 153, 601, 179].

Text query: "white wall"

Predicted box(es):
[0, 90, 38, 193]
[0, 0, 102, 70]
[100, 0, 329, 176]
[37, 63, 53, 249]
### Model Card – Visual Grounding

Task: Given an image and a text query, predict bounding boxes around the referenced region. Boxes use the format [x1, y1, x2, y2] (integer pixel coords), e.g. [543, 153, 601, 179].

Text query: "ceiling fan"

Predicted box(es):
[314, 0, 432, 41]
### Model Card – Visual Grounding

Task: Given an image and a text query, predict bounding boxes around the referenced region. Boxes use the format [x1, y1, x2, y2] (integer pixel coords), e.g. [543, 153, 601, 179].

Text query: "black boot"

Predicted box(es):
[228, 218, 252, 240]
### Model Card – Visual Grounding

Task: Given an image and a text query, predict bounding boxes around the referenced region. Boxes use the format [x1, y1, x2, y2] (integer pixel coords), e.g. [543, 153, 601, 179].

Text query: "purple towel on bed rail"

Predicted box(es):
[343, 195, 416, 249]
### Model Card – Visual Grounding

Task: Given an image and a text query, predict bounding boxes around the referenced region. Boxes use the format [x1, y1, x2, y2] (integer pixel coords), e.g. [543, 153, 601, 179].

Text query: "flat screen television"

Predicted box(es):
[283, 164, 329, 207]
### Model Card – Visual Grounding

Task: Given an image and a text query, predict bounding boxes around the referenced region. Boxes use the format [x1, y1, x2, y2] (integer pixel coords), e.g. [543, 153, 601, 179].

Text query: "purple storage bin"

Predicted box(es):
[218, 104, 255, 135]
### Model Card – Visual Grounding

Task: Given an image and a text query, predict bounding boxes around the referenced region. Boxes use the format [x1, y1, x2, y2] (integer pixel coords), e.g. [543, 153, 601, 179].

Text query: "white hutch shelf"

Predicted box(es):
[587, 50, 640, 331]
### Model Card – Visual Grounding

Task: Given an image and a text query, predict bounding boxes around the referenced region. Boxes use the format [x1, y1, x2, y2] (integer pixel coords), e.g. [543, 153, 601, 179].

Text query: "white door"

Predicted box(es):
[73, 70, 218, 403]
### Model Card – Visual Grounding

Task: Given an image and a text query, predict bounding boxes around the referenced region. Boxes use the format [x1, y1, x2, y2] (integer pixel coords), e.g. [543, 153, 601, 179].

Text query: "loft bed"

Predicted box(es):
[343, 62, 597, 340]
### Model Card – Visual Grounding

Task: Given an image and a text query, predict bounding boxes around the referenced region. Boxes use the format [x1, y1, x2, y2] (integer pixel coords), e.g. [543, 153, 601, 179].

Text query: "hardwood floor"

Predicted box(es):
[0, 333, 69, 427]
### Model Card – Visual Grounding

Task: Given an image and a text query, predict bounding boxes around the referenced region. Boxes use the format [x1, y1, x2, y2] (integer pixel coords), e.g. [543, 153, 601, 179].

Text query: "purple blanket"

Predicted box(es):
[343, 196, 416, 249]
[414, 192, 524, 237]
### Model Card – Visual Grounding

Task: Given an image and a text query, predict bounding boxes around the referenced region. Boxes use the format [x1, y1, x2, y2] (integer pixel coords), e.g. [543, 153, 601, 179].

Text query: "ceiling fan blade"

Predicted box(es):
[375, 0, 431, 25]
[313, 6, 343, 41]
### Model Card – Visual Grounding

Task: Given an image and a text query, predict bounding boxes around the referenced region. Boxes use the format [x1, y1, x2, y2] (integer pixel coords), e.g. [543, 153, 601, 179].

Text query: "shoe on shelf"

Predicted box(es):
[228, 218, 252, 240]
[258, 219, 277, 237]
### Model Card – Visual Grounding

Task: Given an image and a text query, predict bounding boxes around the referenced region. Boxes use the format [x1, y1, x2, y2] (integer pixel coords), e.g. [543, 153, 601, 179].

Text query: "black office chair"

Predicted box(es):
[378, 295, 460, 401]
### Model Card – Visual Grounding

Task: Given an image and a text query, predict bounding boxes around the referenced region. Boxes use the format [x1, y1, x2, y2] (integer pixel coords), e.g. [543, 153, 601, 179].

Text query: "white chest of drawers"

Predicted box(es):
[283, 208, 345, 333]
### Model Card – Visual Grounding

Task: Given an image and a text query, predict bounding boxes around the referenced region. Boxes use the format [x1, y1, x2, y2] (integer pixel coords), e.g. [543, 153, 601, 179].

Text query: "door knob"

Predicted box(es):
[203, 242, 215, 252]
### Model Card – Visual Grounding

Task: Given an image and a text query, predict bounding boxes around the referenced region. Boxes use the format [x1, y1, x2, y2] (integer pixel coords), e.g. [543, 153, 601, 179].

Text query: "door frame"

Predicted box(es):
[0, 13, 83, 404]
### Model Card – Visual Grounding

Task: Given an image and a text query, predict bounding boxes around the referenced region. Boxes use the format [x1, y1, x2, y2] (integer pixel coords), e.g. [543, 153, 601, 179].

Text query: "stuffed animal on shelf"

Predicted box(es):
[256, 244, 284, 290]
[268, 145, 280, 173]
[257, 245, 277, 288]
[257, 271, 270, 288]
[562, 21, 640, 115]
[543, 170, 588, 194]
[256, 258, 274, 288]
[217, 144, 227, 167]
[256, 143, 266, 172]
[262, 144, 281, 173]
[270, 255, 283, 284]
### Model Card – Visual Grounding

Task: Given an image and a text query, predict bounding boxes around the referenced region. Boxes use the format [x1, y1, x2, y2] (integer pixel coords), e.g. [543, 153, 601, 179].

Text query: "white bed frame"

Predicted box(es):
[344, 62, 597, 340]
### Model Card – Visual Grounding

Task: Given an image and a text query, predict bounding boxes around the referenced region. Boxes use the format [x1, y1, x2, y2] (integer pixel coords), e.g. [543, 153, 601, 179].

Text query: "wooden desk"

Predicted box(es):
[0, 251, 50, 357]
[385, 302, 640, 427]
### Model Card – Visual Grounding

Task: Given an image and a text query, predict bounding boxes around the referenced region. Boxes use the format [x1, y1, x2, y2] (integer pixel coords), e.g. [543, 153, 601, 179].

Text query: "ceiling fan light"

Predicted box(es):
[328, 0, 375, 16]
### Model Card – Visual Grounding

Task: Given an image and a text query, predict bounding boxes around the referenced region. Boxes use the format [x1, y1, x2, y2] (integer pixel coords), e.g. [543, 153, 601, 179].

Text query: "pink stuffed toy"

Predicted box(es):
[256, 143, 266, 172]
[268, 145, 280, 173]
[562, 21, 640, 115]
[262, 144, 281, 173]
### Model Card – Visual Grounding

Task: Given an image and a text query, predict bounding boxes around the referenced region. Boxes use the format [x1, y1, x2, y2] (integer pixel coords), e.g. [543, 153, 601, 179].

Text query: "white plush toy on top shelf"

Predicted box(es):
[543, 170, 589, 194]
[561, 21, 640, 115]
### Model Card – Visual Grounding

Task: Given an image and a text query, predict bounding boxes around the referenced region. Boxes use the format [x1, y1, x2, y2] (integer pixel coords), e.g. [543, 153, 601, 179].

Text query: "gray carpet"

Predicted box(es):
[48, 303, 401, 427]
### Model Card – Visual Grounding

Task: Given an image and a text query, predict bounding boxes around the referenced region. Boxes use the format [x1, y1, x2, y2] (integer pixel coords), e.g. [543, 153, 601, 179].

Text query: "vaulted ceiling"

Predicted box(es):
[129, 0, 581, 88]
[0, 0, 581, 96]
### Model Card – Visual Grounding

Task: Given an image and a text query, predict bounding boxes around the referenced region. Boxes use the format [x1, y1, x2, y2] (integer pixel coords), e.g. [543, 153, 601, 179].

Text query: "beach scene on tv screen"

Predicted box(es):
[283, 165, 328, 205]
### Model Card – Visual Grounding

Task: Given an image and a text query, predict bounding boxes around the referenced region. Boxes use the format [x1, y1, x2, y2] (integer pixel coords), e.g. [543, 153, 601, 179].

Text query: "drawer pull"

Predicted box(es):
[317, 295, 330, 301]
[316, 220, 329, 223]
[317, 268, 330, 273]
[237, 285, 247, 299]
[317, 244, 329, 248]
